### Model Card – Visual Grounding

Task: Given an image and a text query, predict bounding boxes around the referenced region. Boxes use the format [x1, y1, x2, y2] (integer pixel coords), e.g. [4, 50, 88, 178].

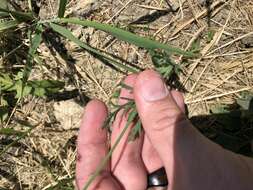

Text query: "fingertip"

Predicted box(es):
[78, 99, 108, 145]
[134, 69, 171, 103]
[82, 99, 108, 123]
[134, 69, 161, 91]
[84, 99, 108, 115]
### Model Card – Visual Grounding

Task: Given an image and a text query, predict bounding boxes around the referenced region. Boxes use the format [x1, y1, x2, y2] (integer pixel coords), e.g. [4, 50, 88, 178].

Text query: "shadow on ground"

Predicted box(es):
[190, 97, 253, 156]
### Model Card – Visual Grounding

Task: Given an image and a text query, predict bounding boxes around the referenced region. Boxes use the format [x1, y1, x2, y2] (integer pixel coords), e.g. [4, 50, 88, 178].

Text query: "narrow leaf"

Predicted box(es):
[49, 23, 138, 73]
[0, 19, 19, 32]
[0, 0, 8, 9]
[119, 82, 133, 90]
[0, 128, 24, 136]
[0, 0, 8, 16]
[0, 7, 33, 21]
[126, 109, 138, 125]
[23, 25, 43, 83]
[129, 119, 142, 141]
[59, 18, 195, 57]
[58, 0, 68, 18]
[28, 79, 65, 96]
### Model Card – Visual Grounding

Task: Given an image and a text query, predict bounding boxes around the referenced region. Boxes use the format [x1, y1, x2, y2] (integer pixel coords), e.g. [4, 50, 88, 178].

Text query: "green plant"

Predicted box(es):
[0, 0, 195, 189]
[207, 29, 215, 43]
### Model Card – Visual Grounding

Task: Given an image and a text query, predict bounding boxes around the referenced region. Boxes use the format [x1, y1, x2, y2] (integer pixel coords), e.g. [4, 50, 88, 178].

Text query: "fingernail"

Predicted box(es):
[140, 71, 169, 101]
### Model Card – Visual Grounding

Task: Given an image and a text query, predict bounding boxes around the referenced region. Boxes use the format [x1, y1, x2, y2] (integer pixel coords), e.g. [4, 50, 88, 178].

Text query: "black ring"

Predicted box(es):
[147, 167, 168, 187]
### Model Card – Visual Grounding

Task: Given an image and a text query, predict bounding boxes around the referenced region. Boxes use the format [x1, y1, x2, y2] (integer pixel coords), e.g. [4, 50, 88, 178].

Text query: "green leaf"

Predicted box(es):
[59, 18, 195, 57]
[150, 50, 179, 78]
[0, 0, 8, 9]
[0, 7, 33, 22]
[126, 109, 138, 125]
[58, 0, 68, 18]
[10, 80, 32, 98]
[119, 82, 133, 90]
[40, 80, 64, 91]
[33, 87, 46, 97]
[22, 24, 43, 95]
[0, 0, 8, 17]
[111, 89, 120, 99]
[129, 119, 142, 141]
[0, 106, 8, 123]
[28, 80, 65, 96]
[0, 19, 19, 32]
[6, 80, 32, 98]
[190, 39, 201, 53]
[207, 30, 215, 43]
[29, 79, 64, 89]
[49, 23, 138, 73]
[22, 85, 33, 97]
[0, 74, 14, 90]
[0, 128, 24, 136]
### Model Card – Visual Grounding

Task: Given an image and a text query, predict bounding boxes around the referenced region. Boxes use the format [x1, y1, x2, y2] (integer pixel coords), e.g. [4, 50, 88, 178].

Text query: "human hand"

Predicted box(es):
[76, 70, 253, 190]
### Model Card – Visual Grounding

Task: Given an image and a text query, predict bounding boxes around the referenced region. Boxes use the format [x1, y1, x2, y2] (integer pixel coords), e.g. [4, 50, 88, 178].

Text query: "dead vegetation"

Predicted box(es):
[0, 0, 253, 189]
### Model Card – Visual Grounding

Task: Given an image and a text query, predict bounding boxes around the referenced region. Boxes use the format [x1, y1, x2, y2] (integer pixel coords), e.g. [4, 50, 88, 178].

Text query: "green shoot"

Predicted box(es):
[58, 18, 195, 57]
[0, 19, 19, 32]
[49, 23, 138, 73]
[0, 7, 34, 21]
[0, 128, 25, 136]
[207, 30, 215, 43]
[22, 24, 43, 87]
[58, 0, 68, 18]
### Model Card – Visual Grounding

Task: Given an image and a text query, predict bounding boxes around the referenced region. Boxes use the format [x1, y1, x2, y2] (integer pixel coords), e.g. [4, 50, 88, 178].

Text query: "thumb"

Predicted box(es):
[133, 70, 191, 171]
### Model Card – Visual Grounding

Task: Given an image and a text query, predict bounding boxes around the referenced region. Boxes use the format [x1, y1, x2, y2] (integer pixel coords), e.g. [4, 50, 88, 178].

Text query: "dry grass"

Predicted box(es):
[1, 0, 253, 189]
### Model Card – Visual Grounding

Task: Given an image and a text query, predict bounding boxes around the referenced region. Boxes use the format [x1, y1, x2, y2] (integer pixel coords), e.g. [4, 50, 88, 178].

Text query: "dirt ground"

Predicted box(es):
[1, 0, 253, 189]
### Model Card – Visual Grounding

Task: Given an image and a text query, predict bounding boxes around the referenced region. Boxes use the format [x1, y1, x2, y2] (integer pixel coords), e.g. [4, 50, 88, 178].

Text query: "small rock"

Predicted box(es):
[53, 100, 83, 130]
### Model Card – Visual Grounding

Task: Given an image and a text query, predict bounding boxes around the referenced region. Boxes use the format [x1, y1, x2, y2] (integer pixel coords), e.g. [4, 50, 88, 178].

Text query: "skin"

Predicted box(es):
[76, 70, 253, 190]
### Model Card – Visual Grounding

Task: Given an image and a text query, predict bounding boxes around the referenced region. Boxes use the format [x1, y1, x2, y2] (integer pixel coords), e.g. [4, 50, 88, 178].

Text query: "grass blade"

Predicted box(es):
[129, 119, 142, 141]
[0, 0, 8, 16]
[59, 18, 195, 57]
[49, 23, 138, 73]
[0, 0, 8, 9]
[0, 7, 33, 21]
[0, 19, 19, 32]
[58, 0, 68, 18]
[0, 128, 24, 136]
[22, 25, 43, 95]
